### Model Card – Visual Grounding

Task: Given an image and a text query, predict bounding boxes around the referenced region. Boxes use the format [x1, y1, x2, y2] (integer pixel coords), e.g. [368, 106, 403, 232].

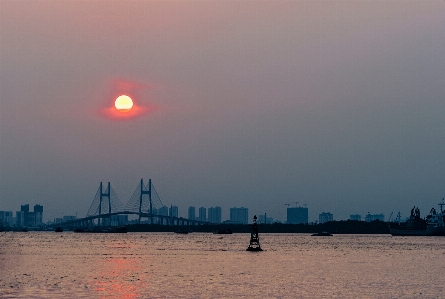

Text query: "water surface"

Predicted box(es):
[1, 232, 443, 298]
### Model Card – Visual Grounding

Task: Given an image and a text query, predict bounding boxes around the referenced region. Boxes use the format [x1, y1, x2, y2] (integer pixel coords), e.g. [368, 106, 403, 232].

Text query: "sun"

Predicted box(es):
[114, 95, 133, 112]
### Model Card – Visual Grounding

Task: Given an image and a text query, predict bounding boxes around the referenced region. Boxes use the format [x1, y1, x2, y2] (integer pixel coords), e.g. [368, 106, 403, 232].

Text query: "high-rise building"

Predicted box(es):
[34, 204, 43, 226]
[158, 206, 169, 216]
[15, 204, 44, 227]
[230, 207, 248, 224]
[16, 211, 25, 227]
[188, 206, 196, 220]
[0, 211, 14, 227]
[18, 204, 35, 227]
[287, 207, 308, 224]
[350, 214, 361, 221]
[169, 206, 178, 218]
[319, 212, 333, 224]
[25, 212, 36, 227]
[198, 207, 206, 222]
[34, 205, 43, 213]
[208, 207, 222, 223]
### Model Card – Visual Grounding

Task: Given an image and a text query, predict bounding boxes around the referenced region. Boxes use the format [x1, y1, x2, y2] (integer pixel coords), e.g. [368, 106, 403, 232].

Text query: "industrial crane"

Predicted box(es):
[395, 212, 401, 224]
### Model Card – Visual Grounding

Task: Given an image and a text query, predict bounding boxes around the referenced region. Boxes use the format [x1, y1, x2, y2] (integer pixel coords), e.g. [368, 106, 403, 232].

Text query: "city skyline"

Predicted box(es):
[1, 1, 444, 224]
[2, 198, 400, 226]
[0, 177, 442, 224]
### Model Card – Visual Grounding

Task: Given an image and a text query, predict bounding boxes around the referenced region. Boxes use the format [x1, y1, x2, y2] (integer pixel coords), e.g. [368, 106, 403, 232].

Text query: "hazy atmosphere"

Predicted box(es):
[1, 1, 444, 223]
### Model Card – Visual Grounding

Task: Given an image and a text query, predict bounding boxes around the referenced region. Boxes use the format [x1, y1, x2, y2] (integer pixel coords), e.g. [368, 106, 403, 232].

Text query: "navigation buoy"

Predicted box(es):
[246, 215, 263, 251]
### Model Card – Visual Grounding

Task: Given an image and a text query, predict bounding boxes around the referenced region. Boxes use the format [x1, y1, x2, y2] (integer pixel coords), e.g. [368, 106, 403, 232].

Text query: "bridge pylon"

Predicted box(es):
[124, 179, 164, 224]
[139, 179, 152, 224]
[99, 182, 110, 226]
[86, 182, 124, 226]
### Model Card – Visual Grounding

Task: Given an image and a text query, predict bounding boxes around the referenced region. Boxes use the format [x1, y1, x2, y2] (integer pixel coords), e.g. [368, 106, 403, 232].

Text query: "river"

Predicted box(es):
[0, 232, 444, 298]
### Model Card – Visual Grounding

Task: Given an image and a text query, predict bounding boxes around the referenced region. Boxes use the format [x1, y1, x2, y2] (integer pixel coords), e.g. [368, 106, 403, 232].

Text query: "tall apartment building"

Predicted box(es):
[16, 204, 43, 227]
[158, 206, 169, 216]
[16, 211, 25, 227]
[169, 205, 179, 218]
[34, 204, 43, 226]
[230, 207, 248, 224]
[21, 204, 29, 213]
[287, 207, 308, 224]
[0, 211, 14, 227]
[208, 207, 222, 223]
[198, 207, 206, 222]
[25, 213, 35, 226]
[188, 206, 196, 220]
[319, 212, 333, 224]
[350, 214, 361, 221]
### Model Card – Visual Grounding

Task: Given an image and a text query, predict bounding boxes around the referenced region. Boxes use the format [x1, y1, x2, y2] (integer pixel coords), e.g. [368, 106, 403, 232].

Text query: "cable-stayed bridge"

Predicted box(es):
[51, 179, 209, 228]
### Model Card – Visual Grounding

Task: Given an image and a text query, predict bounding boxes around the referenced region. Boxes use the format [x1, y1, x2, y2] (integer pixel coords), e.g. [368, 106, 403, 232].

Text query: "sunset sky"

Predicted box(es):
[1, 1, 444, 222]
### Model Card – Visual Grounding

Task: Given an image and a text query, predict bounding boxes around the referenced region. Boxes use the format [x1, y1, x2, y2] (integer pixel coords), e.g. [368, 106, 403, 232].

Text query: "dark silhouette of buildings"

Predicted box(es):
[15, 204, 43, 227]
[287, 206, 308, 224]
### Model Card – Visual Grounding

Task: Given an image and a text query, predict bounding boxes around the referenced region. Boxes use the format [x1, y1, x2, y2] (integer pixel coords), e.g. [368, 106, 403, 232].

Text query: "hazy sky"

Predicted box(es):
[1, 1, 444, 223]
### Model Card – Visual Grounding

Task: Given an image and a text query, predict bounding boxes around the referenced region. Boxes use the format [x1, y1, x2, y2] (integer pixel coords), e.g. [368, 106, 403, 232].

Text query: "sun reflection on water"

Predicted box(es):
[93, 256, 149, 298]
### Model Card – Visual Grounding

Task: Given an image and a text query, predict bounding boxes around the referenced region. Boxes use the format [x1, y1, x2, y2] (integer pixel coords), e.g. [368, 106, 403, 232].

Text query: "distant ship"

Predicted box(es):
[389, 199, 445, 236]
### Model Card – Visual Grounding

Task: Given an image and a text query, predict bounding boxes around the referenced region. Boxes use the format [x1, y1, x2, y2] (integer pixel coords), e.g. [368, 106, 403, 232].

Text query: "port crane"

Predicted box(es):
[395, 212, 401, 224]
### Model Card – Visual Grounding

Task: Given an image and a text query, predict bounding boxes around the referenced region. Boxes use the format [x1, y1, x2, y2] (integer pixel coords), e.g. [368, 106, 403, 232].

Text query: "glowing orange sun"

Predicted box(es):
[114, 95, 133, 112]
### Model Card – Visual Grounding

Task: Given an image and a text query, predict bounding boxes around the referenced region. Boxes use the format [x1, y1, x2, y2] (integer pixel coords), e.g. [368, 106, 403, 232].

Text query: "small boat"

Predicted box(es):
[311, 232, 333, 236]
[55, 227, 63, 232]
[174, 230, 189, 234]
